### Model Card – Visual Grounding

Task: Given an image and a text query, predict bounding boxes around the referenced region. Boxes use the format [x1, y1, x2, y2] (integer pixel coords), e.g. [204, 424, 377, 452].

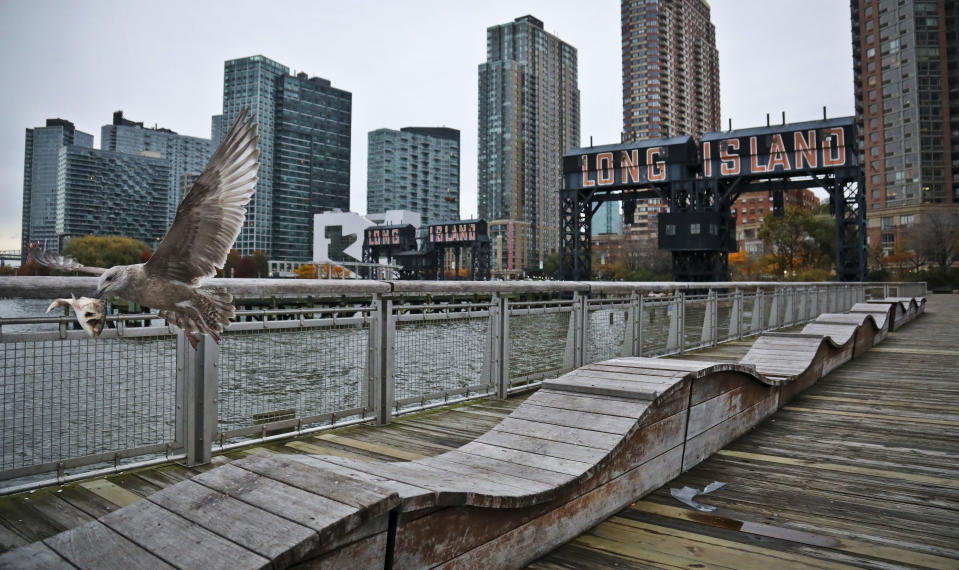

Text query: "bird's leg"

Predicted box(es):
[185, 330, 200, 350]
[209, 330, 221, 344]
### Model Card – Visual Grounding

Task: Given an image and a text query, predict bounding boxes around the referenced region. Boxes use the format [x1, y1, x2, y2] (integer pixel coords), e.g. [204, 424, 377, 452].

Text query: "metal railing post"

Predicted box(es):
[751, 289, 762, 334]
[701, 289, 717, 347]
[574, 292, 587, 367]
[768, 288, 780, 330]
[369, 295, 395, 425]
[178, 332, 217, 467]
[730, 288, 743, 340]
[490, 294, 510, 399]
[783, 287, 794, 326]
[624, 291, 641, 357]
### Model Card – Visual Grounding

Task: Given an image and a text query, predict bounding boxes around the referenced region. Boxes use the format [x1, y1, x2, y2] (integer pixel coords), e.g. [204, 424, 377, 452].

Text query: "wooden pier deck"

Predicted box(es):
[531, 293, 959, 569]
[0, 295, 955, 568]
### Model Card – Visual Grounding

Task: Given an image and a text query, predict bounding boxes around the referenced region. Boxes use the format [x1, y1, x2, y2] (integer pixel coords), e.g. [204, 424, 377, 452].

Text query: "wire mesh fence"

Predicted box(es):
[717, 295, 734, 342]
[640, 297, 675, 356]
[508, 300, 573, 386]
[1, 335, 177, 477]
[683, 295, 708, 350]
[217, 318, 369, 439]
[0, 280, 910, 488]
[585, 298, 630, 364]
[394, 303, 491, 408]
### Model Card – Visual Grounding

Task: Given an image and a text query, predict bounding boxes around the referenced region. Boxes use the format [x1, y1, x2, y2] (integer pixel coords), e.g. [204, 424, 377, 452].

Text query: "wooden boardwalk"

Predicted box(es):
[0, 295, 954, 568]
[531, 294, 959, 569]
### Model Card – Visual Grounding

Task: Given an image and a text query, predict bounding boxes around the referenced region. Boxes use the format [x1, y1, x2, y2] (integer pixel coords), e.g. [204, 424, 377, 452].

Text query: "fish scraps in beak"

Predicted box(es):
[46, 295, 107, 337]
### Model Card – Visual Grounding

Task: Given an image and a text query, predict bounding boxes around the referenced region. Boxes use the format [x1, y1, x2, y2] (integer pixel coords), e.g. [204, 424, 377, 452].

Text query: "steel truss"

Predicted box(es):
[559, 168, 867, 282]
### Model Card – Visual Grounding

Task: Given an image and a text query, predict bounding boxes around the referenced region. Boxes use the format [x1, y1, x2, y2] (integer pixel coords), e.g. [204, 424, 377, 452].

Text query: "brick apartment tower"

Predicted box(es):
[620, 0, 721, 244]
[621, 0, 720, 142]
[851, 0, 958, 254]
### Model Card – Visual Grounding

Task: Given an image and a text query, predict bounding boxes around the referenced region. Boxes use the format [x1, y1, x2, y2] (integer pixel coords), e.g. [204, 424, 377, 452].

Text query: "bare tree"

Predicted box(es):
[903, 211, 959, 269]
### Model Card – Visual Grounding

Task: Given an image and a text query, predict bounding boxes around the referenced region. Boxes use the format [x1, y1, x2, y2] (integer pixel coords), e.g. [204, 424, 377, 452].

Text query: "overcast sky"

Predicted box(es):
[0, 0, 854, 251]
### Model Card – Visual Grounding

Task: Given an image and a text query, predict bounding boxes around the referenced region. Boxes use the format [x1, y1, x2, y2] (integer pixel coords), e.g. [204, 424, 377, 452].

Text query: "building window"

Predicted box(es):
[690, 223, 700, 235]
[665, 224, 676, 236]
[881, 232, 895, 253]
[880, 216, 894, 230]
[900, 214, 914, 225]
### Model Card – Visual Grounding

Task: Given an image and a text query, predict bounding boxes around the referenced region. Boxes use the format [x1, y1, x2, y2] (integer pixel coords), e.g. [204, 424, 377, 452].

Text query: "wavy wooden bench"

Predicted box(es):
[0, 297, 924, 570]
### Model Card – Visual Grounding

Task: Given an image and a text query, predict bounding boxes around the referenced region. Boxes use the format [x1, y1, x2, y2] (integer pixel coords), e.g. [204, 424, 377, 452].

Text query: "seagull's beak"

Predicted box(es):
[93, 287, 106, 299]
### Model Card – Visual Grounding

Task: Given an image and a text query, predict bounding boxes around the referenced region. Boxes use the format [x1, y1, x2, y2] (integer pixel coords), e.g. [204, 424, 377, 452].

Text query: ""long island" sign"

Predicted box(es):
[563, 117, 857, 190]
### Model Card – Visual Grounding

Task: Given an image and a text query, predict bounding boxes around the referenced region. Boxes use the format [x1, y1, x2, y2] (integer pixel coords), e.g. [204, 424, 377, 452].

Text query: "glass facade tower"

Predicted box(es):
[220, 55, 352, 259]
[101, 111, 213, 227]
[55, 146, 170, 249]
[367, 127, 460, 225]
[478, 15, 580, 272]
[21, 119, 93, 257]
[273, 73, 352, 261]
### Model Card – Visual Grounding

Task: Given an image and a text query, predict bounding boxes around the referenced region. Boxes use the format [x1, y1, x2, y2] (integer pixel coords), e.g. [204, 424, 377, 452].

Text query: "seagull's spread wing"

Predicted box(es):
[144, 110, 259, 285]
[28, 245, 106, 275]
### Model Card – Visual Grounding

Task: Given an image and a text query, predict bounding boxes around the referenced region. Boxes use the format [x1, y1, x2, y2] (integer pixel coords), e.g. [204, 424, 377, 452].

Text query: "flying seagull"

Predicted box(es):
[30, 110, 259, 349]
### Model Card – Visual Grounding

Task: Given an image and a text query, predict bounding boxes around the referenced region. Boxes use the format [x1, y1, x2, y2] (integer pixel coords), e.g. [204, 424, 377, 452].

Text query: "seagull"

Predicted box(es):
[29, 110, 259, 349]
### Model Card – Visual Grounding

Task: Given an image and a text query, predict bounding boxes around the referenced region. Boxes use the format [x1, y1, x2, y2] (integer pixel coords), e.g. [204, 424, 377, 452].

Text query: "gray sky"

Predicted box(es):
[0, 0, 854, 251]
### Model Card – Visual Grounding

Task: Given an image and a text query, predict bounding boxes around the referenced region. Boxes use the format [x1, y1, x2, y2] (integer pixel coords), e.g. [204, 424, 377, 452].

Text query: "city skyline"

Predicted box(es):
[0, 0, 855, 252]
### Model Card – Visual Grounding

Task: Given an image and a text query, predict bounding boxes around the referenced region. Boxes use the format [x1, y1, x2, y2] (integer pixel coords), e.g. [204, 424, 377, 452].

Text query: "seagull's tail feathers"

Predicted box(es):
[196, 287, 235, 333]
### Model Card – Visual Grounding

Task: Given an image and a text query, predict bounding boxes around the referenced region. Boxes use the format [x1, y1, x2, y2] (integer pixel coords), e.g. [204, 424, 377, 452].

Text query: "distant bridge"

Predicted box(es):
[0, 250, 20, 266]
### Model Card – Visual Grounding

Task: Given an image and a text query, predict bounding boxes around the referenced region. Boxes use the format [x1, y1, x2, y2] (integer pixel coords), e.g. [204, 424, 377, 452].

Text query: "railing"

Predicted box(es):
[0, 278, 925, 493]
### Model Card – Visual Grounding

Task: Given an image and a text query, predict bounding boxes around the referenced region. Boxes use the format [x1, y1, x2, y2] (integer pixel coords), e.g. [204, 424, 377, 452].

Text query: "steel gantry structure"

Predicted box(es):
[559, 117, 866, 282]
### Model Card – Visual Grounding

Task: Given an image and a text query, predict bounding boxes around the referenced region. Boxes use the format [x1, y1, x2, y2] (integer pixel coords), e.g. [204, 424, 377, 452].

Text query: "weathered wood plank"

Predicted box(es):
[0, 541, 74, 569]
[509, 402, 636, 434]
[146, 480, 318, 567]
[98, 499, 270, 569]
[492, 417, 623, 450]
[230, 453, 400, 512]
[314, 433, 427, 460]
[45, 520, 176, 570]
[475, 430, 611, 464]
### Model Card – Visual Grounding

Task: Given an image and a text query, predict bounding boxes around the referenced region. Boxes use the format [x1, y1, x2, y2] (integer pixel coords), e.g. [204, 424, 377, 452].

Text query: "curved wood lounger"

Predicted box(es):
[858, 296, 925, 330]
[0, 297, 925, 570]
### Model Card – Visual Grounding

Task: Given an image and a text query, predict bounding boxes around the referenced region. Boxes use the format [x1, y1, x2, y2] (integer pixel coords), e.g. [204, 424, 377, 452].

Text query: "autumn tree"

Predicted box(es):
[62, 235, 151, 268]
[234, 256, 257, 278]
[222, 249, 241, 277]
[294, 264, 318, 279]
[758, 207, 811, 276]
[251, 250, 269, 277]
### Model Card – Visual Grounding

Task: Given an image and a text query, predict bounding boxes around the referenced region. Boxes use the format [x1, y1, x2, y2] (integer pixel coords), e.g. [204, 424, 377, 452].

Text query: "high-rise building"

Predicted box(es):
[592, 202, 623, 236]
[220, 55, 352, 259]
[101, 111, 213, 226]
[478, 15, 580, 273]
[55, 146, 170, 249]
[21, 119, 94, 256]
[621, 0, 720, 141]
[367, 127, 460, 225]
[273, 73, 352, 261]
[851, 0, 958, 254]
